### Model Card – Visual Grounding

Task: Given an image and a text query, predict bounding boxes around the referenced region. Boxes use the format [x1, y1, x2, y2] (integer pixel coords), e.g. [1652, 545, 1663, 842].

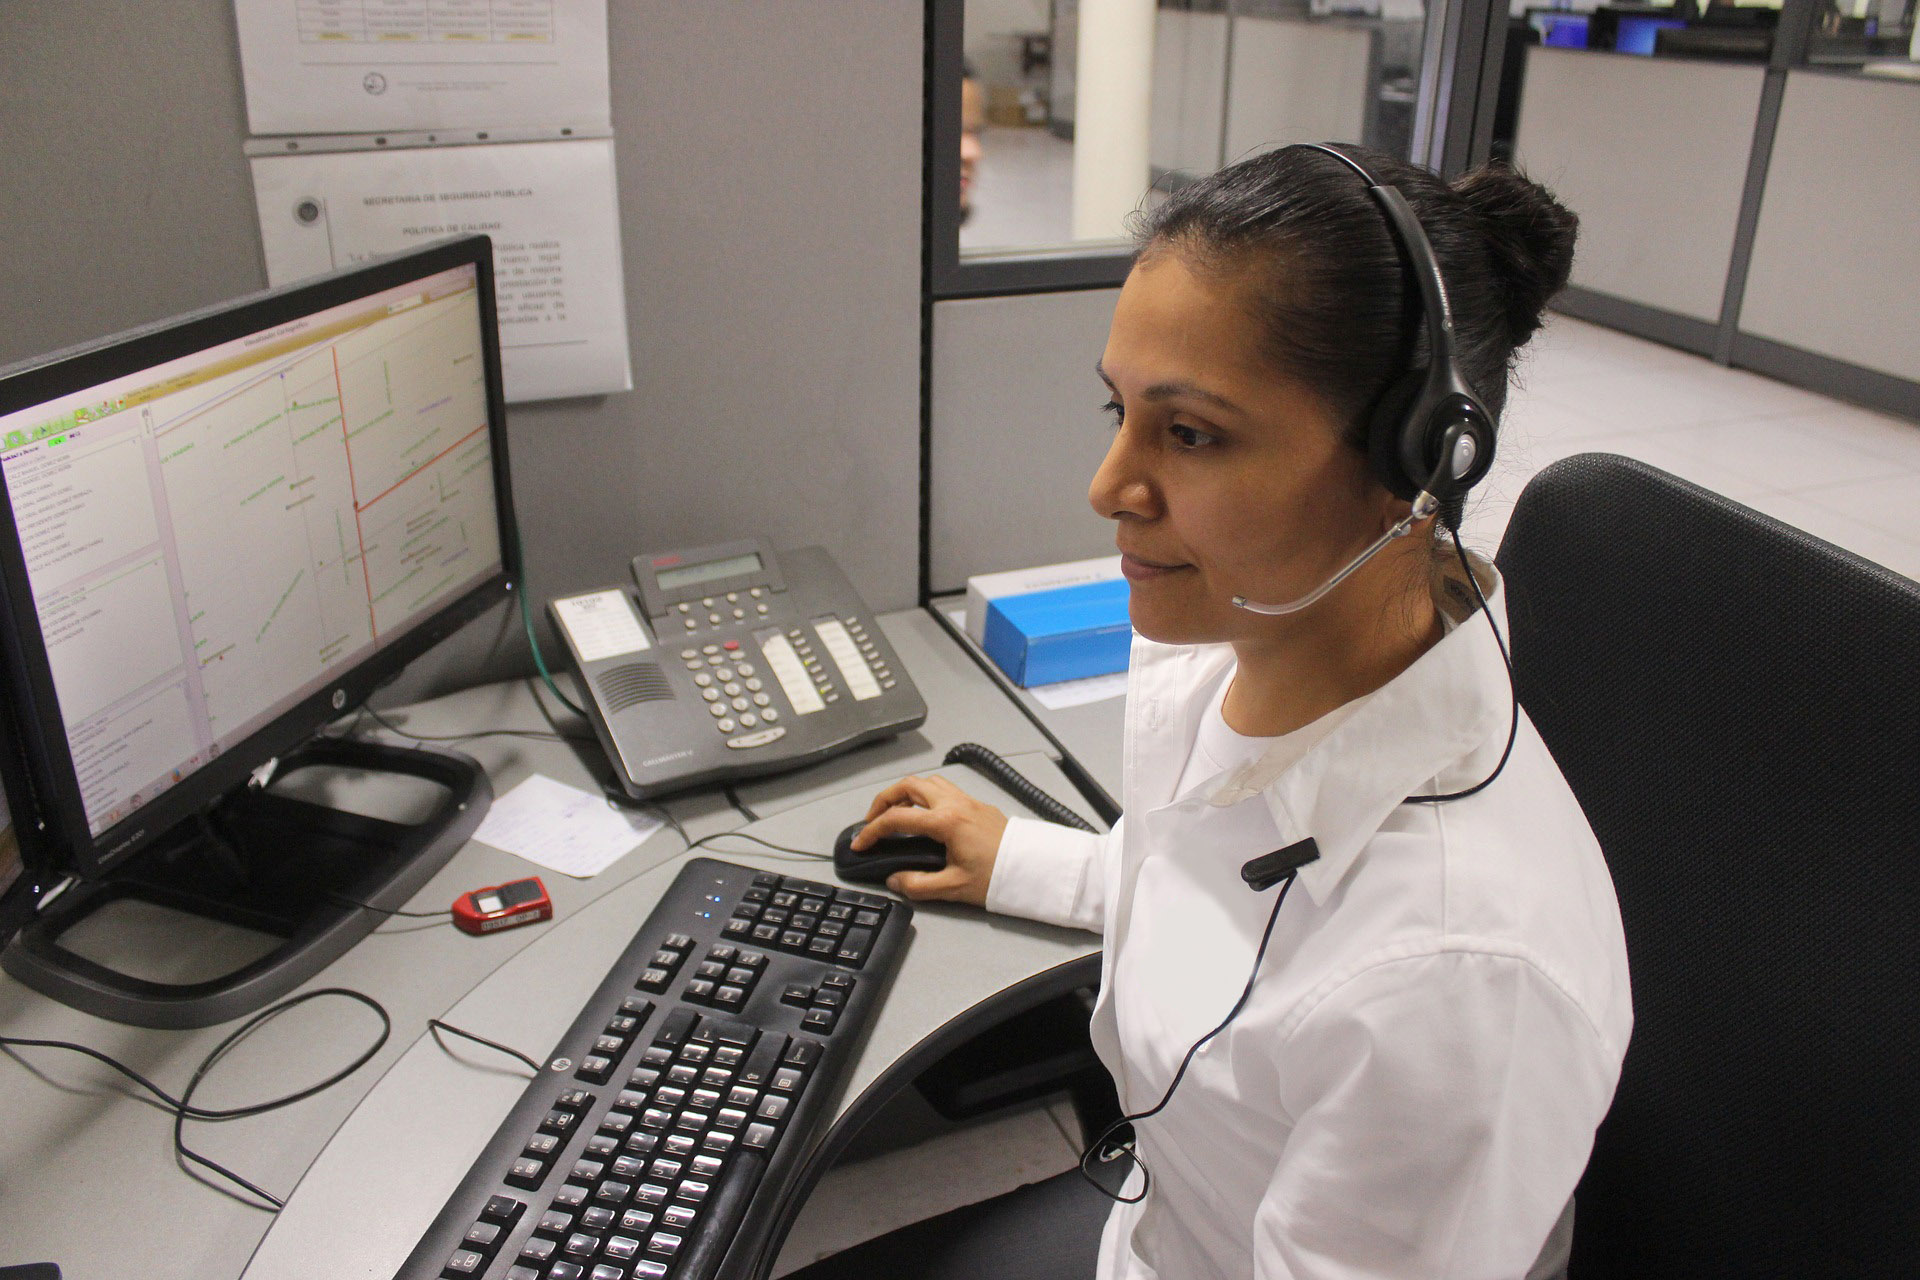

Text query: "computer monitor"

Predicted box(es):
[1531, 11, 1594, 47]
[1614, 13, 1689, 51]
[0, 237, 516, 1026]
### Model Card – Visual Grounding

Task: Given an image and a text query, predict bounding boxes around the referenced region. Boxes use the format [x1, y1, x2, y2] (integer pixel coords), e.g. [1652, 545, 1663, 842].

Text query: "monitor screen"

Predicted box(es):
[0, 240, 514, 871]
[1536, 13, 1593, 47]
[1614, 14, 1688, 51]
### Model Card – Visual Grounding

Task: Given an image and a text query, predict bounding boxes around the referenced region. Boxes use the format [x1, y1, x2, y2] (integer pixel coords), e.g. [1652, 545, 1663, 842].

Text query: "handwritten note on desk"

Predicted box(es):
[472, 774, 663, 878]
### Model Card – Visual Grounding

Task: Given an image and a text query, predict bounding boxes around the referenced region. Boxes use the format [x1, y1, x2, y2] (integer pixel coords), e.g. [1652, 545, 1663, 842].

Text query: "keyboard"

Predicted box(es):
[395, 857, 913, 1280]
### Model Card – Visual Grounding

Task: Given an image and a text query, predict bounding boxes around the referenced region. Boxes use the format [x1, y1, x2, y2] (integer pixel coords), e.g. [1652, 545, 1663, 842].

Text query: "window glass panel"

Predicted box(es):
[959, 0, 1436, 259]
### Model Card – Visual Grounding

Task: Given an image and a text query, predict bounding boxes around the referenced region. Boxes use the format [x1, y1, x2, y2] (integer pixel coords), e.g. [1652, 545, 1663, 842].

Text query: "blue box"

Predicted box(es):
[982, 578, 1133, 687]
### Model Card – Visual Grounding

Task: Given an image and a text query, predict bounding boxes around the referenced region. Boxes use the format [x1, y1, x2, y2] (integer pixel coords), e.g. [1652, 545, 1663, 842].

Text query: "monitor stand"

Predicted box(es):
[0, 737, 490, 1030]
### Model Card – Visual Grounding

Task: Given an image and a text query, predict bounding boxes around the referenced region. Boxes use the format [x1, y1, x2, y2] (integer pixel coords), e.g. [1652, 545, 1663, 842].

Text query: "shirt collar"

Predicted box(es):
[1204, 553, 1512, 906]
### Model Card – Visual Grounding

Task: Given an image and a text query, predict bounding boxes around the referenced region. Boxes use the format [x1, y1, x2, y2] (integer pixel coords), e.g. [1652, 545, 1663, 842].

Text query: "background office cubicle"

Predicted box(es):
[1502, 0, 1920, 422]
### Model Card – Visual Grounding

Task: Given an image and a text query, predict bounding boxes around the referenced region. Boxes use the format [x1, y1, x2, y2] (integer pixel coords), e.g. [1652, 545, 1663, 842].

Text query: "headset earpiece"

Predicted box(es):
[1366, 371, 1428, 502]
[1297, 143, 1496, 507]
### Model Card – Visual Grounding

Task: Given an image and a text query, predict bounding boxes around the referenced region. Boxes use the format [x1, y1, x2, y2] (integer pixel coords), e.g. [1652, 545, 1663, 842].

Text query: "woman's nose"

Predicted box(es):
[1089, 428, 1154, 522]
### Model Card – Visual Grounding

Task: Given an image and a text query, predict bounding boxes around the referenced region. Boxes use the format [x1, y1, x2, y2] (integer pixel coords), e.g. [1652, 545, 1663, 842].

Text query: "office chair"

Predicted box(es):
[1494, 453, 1920, 1279]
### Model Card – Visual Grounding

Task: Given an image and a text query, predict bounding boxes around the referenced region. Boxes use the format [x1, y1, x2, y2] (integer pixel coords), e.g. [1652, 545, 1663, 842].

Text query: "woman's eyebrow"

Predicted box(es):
[1094, 360, 1243, 415]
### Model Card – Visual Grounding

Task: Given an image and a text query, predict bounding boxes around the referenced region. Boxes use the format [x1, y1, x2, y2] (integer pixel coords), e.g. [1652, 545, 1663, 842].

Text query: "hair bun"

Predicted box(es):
[1451, 163, 1578, 350]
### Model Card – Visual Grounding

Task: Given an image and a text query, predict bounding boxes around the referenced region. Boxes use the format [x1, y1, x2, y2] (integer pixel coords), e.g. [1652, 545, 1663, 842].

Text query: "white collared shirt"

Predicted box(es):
[986, 561, 1632, 1280]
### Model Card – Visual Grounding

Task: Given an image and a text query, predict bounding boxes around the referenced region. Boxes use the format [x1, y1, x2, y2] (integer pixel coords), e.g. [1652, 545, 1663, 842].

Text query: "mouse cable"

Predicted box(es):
[428, 1018, 543, 1074]
[1, 986, 392, 1211]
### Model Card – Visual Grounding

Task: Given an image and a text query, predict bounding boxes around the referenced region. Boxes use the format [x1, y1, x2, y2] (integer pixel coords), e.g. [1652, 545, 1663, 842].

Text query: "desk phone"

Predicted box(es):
[549, 540, 926, 799]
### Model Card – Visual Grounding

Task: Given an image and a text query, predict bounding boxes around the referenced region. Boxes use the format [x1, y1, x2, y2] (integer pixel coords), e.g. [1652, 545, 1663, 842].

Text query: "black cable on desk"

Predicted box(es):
[0, 987, 392, 1212]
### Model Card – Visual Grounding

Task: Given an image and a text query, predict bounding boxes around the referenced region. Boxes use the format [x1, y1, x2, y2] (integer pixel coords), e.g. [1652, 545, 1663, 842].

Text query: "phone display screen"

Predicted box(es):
[655, 552, 763, 592]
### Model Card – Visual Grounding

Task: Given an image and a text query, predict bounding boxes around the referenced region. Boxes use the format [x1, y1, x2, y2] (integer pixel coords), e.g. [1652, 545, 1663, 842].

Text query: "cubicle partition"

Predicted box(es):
[1737, 70, 1920, 413]
[1513, 48, 1764, 349]
[1507, 22, 1920, 422]
[928, 291, 1120, 593]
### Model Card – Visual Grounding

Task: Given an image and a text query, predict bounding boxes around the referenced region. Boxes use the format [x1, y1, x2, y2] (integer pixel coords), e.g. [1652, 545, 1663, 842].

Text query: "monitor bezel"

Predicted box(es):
[0, 235, 519, 880]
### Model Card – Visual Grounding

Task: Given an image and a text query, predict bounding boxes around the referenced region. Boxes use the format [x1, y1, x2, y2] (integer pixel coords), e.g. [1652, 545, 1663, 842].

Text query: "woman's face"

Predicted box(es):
[1090, 250, 1399, 648]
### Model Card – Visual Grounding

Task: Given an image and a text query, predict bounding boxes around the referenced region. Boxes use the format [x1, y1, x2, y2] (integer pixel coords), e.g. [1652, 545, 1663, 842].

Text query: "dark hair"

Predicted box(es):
[1136, 145, 1577, 464]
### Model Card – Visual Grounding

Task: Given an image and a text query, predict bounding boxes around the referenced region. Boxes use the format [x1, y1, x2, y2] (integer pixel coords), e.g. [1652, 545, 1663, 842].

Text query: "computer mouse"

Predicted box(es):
[833, 820, 949, 885]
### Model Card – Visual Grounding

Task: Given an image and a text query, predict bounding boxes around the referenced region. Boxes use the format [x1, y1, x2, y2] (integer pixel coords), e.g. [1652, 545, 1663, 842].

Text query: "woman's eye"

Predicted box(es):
[1169, 424, 1215, 449]
[1099, 399, 1124, 425]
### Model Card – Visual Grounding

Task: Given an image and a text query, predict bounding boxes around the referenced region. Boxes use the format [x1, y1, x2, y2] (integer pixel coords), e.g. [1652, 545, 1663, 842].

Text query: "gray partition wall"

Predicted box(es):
[0, 0, 925, 701]
[928, 290, 1121, 593]
[1737, 70, 1920, 416]
[1513, 47, 1766, 347]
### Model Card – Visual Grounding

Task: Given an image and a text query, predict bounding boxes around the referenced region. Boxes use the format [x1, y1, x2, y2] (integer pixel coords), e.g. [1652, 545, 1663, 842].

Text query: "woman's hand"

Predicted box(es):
[853, 774, 1008, 906]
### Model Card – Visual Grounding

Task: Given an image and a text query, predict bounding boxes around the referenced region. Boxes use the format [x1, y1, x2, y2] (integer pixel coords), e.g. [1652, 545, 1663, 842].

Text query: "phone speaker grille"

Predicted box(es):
[596, 662, 674, 713]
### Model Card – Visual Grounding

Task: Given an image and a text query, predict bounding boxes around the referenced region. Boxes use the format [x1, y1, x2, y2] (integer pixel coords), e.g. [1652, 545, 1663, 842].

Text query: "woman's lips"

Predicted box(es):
[1120, 553, 1189, 581]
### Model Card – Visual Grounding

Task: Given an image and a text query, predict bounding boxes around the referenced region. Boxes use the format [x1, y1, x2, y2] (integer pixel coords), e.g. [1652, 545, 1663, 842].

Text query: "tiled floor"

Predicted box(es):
[772, 316, 1920, 1274]
[1464, 315, 1920, 581]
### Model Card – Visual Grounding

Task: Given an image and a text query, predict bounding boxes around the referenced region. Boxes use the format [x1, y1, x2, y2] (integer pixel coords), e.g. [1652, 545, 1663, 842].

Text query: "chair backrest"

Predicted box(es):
[1495, 453, 1920, 1279]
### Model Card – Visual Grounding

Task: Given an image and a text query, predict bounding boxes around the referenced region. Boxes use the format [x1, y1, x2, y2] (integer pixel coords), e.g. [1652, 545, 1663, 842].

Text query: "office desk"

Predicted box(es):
[0, 610, 1101, 1280]
[927, 599, 1126, 814]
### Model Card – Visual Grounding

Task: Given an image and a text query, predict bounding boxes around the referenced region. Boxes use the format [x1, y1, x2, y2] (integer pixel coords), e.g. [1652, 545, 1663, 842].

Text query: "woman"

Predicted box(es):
[805, 144, 1631, 1279]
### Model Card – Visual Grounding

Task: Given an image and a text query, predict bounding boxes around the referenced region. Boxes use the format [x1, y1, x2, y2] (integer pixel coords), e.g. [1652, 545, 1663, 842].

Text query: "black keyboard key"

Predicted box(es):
[619, 1208, 656, 1234]
[802, 1008, 837, 1034]
[442, 1247, 485, 1275]
[709, 944, 737, 962]
[784, 1038, 824, 1068]
[505, 1157, 546, 1190]
[517, 1236, 559, 1264]
[482, 1195, 524, 1225]
[590, 1264, 624, 1280]
[586, 1135, 618, 1159]
[620, 996, 655, 1020]
[813, 987, 845, 1009]
[736, 950, 767, 970]
[637, 966, 673, 991]
[563, 1232, 599, 1258]
[836, 927, 876, 965]
[655, 1007, 698, 1048]
[556, 1089, 594, 1110]
[725, 966, 754, 985]
[635, 1182, 671, 1206]
[742, 1122, 777, 1149]
[460, 1222, 501, 1254]
[722, 918, 753, 938]
[552, 1183, 590, 1210]
[667, 1064, 698, 1085]
[604, 1234, 642, 1262]
[651, 950, 680, 969]
[820, 972, 854, 991]
[663, 933, 694, 951]
[678, 1178, 711, 1203]
[524, 1133, 560, 1158]
[647, 1231, 684, 1257]
[690, 1154, 725, 1178]
[506, 1267, 539, 1280]
[540, 1109, 579, 1135]
[576, 1055, 613, 1083]
[579, 1206, 615, 1232]
[539, 1210, 573, 1236]
[570, 1158, 605, 1183]
[738, 1032, 786, 1088]
[548, 1264, 582, 1280]
[808, 937, 837, 956]
[771, 1066, 804, 1092]
[595, 1180, 631, 1205]
[662, 1204, 698, 1230]
[715, 984, 747, 1008]
[757, 1094, 791, 1123]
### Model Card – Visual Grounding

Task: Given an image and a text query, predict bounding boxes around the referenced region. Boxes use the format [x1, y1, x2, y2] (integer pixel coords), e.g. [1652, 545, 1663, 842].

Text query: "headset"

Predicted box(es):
[1081, 143, 1520, 1203]
[1231, 142, 1497, 617]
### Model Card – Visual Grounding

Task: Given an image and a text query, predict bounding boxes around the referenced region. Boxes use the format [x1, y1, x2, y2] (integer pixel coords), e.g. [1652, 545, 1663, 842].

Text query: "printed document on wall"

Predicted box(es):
[250, 137, 632, 402]
[235, 0, 610, 135]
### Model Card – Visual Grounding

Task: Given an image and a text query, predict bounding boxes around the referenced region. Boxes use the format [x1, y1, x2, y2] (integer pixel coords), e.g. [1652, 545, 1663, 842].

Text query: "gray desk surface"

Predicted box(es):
[925, 598, 1127, 815]
[0, 610, 1101, 1280]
